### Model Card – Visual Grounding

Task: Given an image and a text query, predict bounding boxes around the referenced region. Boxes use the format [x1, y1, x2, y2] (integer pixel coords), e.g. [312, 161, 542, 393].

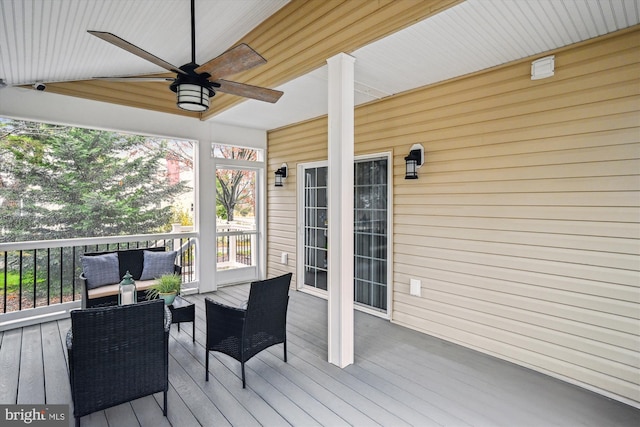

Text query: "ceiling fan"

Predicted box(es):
[88, 0, 283, 113]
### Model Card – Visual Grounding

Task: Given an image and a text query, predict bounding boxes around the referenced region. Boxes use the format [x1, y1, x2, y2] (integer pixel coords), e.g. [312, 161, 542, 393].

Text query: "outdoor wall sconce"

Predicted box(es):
[275, 163, 288, 187]
[404, 144, 424, 179]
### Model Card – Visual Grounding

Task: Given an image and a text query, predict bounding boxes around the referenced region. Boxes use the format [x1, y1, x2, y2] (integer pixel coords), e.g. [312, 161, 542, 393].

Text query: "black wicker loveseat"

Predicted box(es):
[66, 299, 171, 426]
[79, 247, 181, 308]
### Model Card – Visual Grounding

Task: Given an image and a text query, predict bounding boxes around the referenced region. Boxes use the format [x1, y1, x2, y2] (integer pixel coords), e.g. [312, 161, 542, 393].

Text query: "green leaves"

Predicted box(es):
[0, 118, 192, 242]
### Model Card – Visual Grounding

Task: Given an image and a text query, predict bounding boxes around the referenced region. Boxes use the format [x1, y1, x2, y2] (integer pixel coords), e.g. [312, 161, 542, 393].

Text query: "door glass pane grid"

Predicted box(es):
[354, 159, 388, 311]
[303, 167, 328, 290]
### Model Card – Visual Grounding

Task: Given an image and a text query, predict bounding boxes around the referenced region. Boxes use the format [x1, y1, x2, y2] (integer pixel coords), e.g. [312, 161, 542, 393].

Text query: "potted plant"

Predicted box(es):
[146, 273, 181, 305]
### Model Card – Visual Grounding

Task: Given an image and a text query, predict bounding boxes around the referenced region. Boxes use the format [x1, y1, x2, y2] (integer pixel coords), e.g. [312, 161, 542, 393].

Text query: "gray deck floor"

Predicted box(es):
[1, 284, 638, 427]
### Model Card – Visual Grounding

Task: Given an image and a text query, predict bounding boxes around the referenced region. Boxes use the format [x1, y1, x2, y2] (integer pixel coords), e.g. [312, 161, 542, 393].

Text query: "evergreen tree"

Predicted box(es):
[0, 119, 189, 242]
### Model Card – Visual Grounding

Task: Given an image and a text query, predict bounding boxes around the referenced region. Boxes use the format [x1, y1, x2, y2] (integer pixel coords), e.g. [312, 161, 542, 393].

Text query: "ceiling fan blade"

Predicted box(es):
[195, 44, 266, 80]
[93, 76, 175, 83]
[88, 31, 187, 75]
[215, 79, 283, 103]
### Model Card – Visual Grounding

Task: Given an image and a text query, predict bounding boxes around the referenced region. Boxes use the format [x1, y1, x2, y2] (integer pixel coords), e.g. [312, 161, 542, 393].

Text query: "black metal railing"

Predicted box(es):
[236, 234, 252, 265]
[0, 233, 197, 314]
[215, 232, 254, 266]
[217, 235, 230, 263]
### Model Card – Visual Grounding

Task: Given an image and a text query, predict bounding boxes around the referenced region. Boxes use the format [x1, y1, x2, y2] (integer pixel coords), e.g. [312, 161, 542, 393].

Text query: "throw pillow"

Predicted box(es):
[81, 253, 120, 289]
[140, 250, 177, 280]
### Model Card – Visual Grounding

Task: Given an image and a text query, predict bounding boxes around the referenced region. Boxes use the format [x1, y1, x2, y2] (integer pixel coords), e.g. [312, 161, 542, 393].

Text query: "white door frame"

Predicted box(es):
[296, 152, 393, 319]
[215, 158, 265, 286]
[296, 160, 328, 297]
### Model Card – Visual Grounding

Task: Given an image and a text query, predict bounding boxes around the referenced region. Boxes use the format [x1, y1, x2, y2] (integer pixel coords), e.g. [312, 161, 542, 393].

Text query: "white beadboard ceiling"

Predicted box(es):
[1, 0, 639, 131]
[0, 0, 288, 85]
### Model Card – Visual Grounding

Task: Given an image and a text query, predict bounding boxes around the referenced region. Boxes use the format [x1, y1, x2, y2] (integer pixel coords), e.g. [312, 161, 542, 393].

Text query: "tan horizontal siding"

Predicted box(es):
[395, 222, 638, 255]
[267, 115, 328, 287]
[395, 226, 638, 270]
[267, 28, 640, 405]
[395, 205, 639, 222]
[394, 241, 636, 287]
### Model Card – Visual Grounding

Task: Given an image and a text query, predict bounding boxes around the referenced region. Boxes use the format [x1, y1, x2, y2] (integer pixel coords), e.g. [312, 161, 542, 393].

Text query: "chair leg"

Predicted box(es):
[75, 417, 80, 427]
[242, 362, 246, 388]
[163, 390, 167, 416]
[205, 350, 209, 381]
[284, 340, 287, 363]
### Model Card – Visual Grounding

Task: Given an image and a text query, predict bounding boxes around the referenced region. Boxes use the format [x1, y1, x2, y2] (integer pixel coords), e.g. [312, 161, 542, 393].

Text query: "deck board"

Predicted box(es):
[0, 328, 21, 404]
[130, 395, 172, 427]
[0, 284, 638, 427]
[42, 321, 71, 404]
[17, 324, 44, 404]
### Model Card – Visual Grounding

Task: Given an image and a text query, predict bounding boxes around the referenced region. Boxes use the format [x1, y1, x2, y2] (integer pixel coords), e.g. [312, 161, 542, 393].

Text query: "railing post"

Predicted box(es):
[251, 234, 257, 267]
[18, 251, 23, 311]
[2, 251, 6, 314]
[33, 249, 37, 309]
[229, 235, 237, 266]
[46, 248, 51, 306]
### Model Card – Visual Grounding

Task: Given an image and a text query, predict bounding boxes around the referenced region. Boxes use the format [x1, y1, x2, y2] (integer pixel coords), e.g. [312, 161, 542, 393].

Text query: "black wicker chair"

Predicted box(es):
[66, 299, 171, 427]
[205, 273, 292, 388]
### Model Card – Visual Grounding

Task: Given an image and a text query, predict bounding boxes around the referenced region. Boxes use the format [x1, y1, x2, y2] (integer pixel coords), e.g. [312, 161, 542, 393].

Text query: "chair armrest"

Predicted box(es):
[163, 306, 172, 332]
[174, 264, 182, 275]
[79, 273, 89, 309]
[66, 328, 73, 351]
[205, 298, 246, 345]
[206, 299, 246, 317]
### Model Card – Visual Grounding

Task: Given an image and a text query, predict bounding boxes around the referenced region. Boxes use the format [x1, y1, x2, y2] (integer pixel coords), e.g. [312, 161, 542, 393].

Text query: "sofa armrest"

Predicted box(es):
[79, 273, 89, 309]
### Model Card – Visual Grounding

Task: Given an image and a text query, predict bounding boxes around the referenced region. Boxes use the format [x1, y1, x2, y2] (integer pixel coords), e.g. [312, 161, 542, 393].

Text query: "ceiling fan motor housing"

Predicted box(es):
[169, 63, 217, 94]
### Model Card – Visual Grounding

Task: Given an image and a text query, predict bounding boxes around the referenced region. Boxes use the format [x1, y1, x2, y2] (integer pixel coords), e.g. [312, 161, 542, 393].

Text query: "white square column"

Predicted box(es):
[326, 53, 355, 368]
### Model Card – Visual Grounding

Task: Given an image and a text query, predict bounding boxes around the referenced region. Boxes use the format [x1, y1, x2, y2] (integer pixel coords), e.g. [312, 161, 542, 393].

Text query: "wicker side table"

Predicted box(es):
[169, 295, 195, 342]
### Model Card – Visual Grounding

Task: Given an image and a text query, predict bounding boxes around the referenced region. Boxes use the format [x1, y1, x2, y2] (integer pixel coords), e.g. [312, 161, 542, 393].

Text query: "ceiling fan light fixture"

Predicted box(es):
[176, 83, 213, 112]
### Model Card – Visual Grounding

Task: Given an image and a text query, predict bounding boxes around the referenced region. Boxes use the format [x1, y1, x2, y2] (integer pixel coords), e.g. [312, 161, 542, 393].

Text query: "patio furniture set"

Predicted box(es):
[67, 247, 292, 426]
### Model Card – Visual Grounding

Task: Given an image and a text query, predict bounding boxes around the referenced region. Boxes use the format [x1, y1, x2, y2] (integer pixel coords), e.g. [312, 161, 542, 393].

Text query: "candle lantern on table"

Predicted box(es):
[119, 271, 137, 305]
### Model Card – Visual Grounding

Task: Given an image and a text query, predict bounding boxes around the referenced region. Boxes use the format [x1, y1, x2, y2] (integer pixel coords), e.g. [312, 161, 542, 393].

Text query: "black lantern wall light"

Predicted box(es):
[404, 144, 425, 179]
[274, 163, 288, 187]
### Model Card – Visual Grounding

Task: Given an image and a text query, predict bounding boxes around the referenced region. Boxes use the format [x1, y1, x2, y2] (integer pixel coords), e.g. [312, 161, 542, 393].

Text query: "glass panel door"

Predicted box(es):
[301, 165, 328, 291]
[216, 167, 259, 285]
[354, 158, 388, 311]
